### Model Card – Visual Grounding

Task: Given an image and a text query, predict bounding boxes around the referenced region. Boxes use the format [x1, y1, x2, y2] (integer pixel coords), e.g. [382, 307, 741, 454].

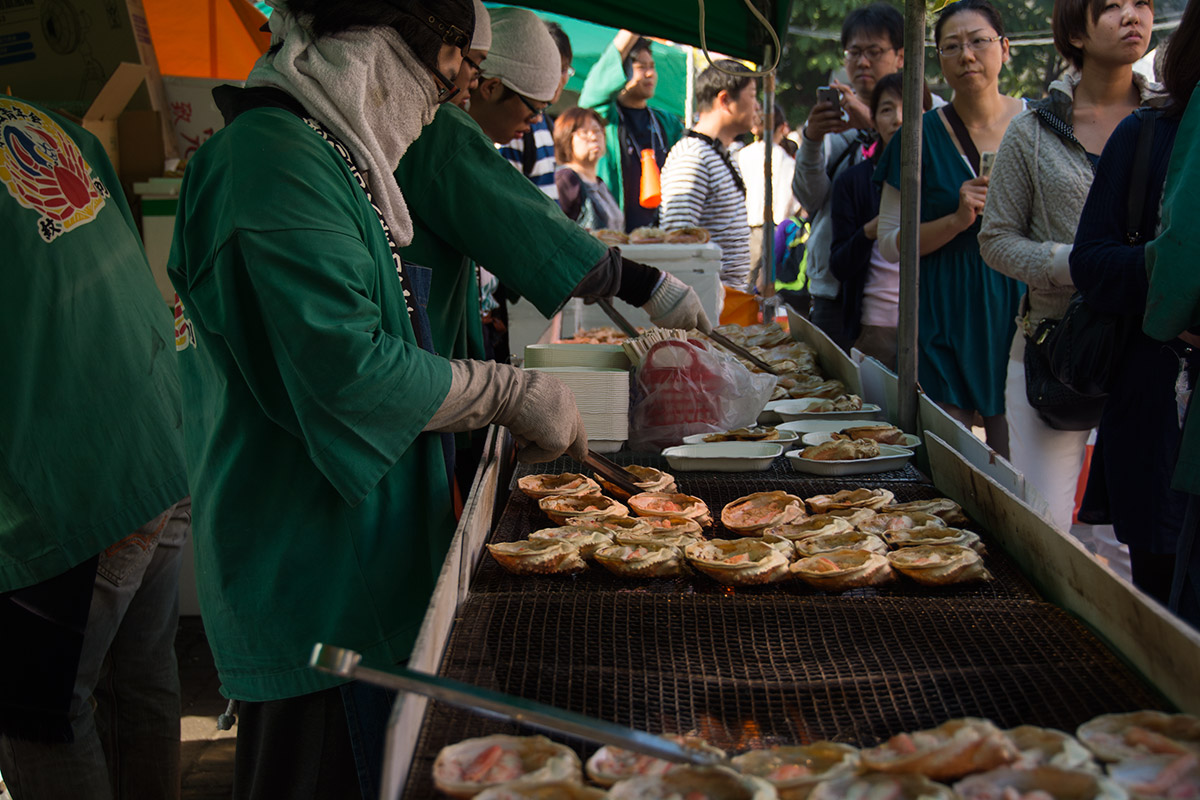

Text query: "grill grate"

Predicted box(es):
[401, 593, 1168, 798]
[477, 464, 1038, 601]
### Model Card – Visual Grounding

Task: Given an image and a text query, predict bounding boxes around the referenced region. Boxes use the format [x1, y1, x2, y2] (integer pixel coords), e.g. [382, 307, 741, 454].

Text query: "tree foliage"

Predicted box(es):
[773, 0, 1181, 128]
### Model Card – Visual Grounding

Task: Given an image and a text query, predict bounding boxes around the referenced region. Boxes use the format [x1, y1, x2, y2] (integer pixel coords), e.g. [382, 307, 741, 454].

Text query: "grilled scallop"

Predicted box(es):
[628, 492, 712, 527]
[685, 538, 792, 585]
[1107, 754, 1200, 800]
[586, 735, 727, 787]
[882, 498, 970, 526]
[1005, 726, 1098, 771]
[790, 549, 895, 591]
[856, 511, 947, 535]
[487, 539, 587, 576]
[608, 766, 775, 799]
[594, 542, 688, 578]
[731, 742, 859, 799]
[432, 734, 583, 798]
[955, 767, 1125, 800]
[474, 783, 607, 800]
[721, 491, 806, 535]
[538, 493, 628, 526]
[766, 515, 855, 541]
[595, 465, 676, 497]
[526, 527, 614, 559]
[639, 515, 705, 536]
[517, 472, 601, 499]
[884, 526, 985, 554]
[887, 544, 992, 586]
[1076, 712, 1200, 762]
[805, 488, 895, 514]
[810, 773, 958, 800]
[794, 530, 888, 557]
[564, 515, 655, 537]
[859, 718, 1019, 781]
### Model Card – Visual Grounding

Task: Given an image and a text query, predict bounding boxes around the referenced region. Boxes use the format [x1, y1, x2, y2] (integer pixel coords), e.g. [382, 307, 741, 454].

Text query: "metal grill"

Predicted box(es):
[473, 462, 1039, 601]
[401, 593, 1168, 798]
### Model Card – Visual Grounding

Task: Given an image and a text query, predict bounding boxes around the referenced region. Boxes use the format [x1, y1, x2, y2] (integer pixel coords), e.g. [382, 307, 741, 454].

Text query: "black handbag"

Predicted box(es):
[1023, 107, 1156, 429]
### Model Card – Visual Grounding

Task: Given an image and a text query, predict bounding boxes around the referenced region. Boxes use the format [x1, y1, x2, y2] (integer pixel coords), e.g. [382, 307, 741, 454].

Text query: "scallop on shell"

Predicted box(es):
[640, 515, 705, 536]
[766, 515, 855, 541]
[615, 529, 703, 550]
[517, 472, 601, 499]
[809, 772, 958, 800]
[805, 488, 895, 514]
[596, 464, 676, 497]
[1107, 754, 1200, 800]
[887, 544, 992, 586]
[794, 530, 888, 557]
[474, 782, 607, 800]
[955, 767, 1125, 800]
[538, 493, 629, 526]
[564, 515, 654, 537]
[685, 538, 792, 585]
[487, 539, 587, 576]
[628, 492, 712, 527]
[1076, 712, 1200, 762]
[721, 491, 807, 535]
[856, 511, 947, 535]
[1005, 726, 1099, 771]
[762, 532, 797, 561]
[859, 718, 1019, 781]
[730, 741, 860, 799]
[790, 548, 895, 591]
[825, 507, 879, 527]
[882, 498, 970, 526]
[586, 735, 727, 787]
[432, 734, 583, 798]
[884, 526, 985, 554]
[594, 542, 688, 578]
[527, 527, 614, 558]
[608, 766, 776, 799]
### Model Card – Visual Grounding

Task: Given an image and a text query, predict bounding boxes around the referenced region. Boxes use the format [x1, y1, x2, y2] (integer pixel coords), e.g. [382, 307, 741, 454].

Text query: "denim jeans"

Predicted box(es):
[0, 498, 190, 800]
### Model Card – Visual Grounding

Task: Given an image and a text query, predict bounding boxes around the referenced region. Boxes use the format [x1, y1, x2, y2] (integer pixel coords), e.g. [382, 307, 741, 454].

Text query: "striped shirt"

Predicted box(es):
[660, 134, 751, 287]
[498, 117, 558, 202]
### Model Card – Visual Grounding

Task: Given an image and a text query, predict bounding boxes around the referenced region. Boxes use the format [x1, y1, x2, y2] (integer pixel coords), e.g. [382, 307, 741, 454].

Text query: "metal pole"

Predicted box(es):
[762, 48, 777, 321]
[897, 0, 925, 434]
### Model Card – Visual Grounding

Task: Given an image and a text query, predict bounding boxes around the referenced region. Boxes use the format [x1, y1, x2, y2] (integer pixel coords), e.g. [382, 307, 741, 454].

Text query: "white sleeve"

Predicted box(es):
[877, 182, 902, 262]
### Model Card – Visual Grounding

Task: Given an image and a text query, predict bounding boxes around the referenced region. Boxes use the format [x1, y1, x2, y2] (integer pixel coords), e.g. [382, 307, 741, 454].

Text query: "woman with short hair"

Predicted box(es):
[555, 106, 625, 231]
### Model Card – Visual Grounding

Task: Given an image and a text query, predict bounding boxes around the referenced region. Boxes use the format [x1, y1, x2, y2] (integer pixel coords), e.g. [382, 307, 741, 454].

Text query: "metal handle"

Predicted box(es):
[310, 644, 725, 767]
[705, 330, 780, 376]
[583, 450, 643, 498]
[596, 298, 640, 339]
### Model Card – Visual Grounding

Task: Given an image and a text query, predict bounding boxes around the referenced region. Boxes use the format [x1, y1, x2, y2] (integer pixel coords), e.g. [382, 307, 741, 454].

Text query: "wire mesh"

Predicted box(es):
[401, 593, 1168, 798]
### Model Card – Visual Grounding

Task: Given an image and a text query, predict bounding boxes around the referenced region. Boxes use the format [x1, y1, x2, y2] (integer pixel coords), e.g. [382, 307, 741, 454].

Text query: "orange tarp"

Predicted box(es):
[142, 0, 270, 80]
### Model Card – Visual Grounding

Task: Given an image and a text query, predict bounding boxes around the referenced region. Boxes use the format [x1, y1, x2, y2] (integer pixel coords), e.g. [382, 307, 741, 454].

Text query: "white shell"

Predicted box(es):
[527, 527, 614, 559]
[810, 772, 958, 800]
[594, 542, 688, 578]
[859, 718, 1019, 781]
[884, 526, 985, 554]
[887, 544, 992, 586]
[1076, 712, 1200, 762]
[1107, 754, 1200, 800]
[629, 492, 713, 527]
[1006, 725, 1099, 771]
[721, 491, 807, 534]
[730, 742, 860, 797]
[432, 734, 583, 798]
[596, 465, 676, 497]
[795, 531, 888, 557]
[586, 735, 727, 787]
[765, 515, 854, 541]
[538, 493, 629, 526]
[955, 766, 1127, 800]
[517, 473, 601, 499]
[487, 540, 587, 575]
[805, 488, 895, 514]
[856, 511, 947, 535]
[608, 765, 776, 799]
[474, 782, 606, 800]
[790, 548, 895, 591]
[685, 538, 792, 585]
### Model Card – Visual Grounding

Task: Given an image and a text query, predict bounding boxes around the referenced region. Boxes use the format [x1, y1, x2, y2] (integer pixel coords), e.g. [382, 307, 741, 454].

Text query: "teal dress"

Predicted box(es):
[876, 110, 1022, 417]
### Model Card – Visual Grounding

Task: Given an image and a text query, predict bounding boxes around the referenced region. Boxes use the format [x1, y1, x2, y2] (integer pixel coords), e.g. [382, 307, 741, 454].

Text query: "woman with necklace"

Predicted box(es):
[876, 0, 1025, 458]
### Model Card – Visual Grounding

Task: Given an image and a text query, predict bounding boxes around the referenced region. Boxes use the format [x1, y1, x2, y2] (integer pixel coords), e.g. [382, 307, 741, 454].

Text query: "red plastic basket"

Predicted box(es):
[638, 339, 724, 427]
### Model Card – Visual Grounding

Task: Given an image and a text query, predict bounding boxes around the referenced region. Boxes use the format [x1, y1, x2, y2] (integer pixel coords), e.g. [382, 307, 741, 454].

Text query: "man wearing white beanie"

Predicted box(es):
[466, 6, 560, 145]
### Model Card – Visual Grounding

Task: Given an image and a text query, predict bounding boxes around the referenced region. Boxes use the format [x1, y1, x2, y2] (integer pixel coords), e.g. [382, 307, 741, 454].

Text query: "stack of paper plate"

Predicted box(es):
[524, 343, 630, 370]
[525, 367, 630, 449]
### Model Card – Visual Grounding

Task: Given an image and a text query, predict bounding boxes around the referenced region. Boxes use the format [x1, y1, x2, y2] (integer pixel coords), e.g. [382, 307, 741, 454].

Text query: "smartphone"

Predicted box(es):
[816, 85, 841, 116]
[980, 150, 997, 179]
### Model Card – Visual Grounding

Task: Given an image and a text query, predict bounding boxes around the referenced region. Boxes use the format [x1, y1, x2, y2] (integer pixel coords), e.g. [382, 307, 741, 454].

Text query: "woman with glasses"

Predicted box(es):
[979, 0, 1157, 542]
[167, 1, 595, 796]
[555, 107, 625, 231]
[876, 0, 1024, 458]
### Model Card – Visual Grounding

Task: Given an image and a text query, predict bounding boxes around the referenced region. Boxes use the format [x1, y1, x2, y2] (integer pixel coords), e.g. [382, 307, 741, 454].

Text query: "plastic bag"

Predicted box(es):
[629, 338, 777, 450]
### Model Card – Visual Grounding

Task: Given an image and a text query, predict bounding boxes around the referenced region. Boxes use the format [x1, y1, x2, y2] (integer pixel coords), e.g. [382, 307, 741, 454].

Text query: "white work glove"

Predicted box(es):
[642, 273, 713, 333]
[424, 360, 588, 463]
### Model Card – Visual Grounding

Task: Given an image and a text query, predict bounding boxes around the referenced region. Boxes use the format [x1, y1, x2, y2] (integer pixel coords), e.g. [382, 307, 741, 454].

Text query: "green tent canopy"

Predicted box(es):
[515, 0, 794, 62]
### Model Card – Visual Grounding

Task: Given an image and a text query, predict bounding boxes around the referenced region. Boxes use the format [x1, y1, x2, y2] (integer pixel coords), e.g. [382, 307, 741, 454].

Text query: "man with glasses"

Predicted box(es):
[792, 2, 905, 348]
[463, 7, 557, 148]
[579, 30, 684, 232]
[448, 0, 490, 112]
[499, 20, 574, 201]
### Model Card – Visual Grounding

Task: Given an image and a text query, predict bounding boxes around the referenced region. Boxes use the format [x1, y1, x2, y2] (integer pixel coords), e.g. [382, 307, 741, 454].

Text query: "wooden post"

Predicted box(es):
[897, 0, 925, 434]
[762, 52, 778, 322]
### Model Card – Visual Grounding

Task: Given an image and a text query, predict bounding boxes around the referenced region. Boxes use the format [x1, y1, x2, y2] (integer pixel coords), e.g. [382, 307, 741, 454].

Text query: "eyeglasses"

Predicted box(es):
[513, 91, 548, 122]
[573, 127, 603, 139]
[843, 45, 894, 62]
[428, 67, 460, 103]
[463, 54, 482, 75]
[937, 36, 1003, 58]
[563, 65, 576, 78]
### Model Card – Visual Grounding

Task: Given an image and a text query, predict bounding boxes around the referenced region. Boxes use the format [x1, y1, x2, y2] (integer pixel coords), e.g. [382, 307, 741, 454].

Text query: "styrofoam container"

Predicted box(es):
[777, 419, 876, 435]
[785, 444, 914, 476]
[524, 343, 630, 370]
[661, 442, 784, 472]
[801, 431, 922, 449]
[681, 429, 798, 445]
[774, 398, 883, 422]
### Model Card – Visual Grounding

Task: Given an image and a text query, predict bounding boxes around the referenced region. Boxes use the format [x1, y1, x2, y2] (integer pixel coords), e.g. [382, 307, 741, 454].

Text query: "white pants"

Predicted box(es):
[1005, 334, 1090, 532]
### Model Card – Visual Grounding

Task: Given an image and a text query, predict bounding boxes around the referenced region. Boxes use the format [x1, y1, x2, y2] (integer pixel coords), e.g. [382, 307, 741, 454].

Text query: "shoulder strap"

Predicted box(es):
[942, 104, 981, 175]
[521, 126, 538, 177]
[824, 130, 871, 181]
[684, 130, 747, 195]
[1125, 107, 1157, 245]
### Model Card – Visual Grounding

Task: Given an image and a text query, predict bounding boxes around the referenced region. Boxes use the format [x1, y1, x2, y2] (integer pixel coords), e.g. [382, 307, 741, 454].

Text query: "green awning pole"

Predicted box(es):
[898, 0, 926, 433]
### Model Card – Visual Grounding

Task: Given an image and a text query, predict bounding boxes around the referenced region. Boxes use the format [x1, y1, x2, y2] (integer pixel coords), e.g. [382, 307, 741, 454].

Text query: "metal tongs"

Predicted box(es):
[310, 644, 726, 767]
[581, 448, 643, 498]
[595, 298, 778, 376]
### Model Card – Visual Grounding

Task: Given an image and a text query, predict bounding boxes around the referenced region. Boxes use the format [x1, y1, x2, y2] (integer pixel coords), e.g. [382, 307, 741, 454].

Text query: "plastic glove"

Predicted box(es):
[642, 273, 713, 333]
[424, 360, 587, 463]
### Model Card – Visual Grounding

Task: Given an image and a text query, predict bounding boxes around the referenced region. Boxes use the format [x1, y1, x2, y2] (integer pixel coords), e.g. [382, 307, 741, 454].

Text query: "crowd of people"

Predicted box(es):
[1, 0, 1198, 797]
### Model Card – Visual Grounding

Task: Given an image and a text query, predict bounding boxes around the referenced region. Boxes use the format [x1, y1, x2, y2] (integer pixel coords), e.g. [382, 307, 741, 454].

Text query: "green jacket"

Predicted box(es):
[0, 95, 187, 592]
[578, 42, 684, 219]
[396, 104, 607, 362]
[169, 106, 454, 701]
[1145, 83, 1200, 495]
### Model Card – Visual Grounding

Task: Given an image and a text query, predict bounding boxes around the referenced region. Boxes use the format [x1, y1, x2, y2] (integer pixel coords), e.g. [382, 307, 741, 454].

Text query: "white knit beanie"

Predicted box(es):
[470, 0, 491, 51]
[483, 7, 560, 102]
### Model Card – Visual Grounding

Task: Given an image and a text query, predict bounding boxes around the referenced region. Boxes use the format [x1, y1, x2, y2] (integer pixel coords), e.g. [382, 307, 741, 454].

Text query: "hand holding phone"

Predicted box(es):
[817, 85, 841, 117]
